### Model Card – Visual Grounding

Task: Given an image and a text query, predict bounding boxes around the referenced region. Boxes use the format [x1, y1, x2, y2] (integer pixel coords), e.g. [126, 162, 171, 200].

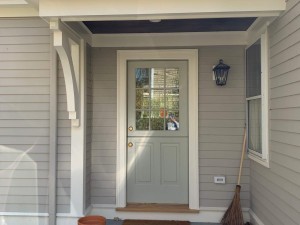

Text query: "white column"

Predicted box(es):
[70, 39, 87, 217]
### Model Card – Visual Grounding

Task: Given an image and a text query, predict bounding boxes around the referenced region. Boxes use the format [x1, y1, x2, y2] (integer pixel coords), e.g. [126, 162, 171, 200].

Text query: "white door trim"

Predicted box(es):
[116, 49, 199, 210]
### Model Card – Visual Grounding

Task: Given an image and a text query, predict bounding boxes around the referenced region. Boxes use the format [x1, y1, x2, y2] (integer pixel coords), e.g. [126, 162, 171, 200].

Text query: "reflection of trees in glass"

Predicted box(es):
[136, 111, 149, 130]
[135, 67, 180, 131]
[166, 68, 179, 88]
[136, 89, 149, 109]
[136, 118, 149, 130]
[135, 68, 150, 88]
[151, 90, 164, 109]
[151, 118, 164, 130]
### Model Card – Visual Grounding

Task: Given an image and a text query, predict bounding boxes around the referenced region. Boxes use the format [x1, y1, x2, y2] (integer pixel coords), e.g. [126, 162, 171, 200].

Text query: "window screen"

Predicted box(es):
[246, 39, 261, 98]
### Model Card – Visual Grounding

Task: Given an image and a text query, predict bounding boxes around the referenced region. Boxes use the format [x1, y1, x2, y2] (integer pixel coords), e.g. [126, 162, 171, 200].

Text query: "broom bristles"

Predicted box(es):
[221, 185, 244, 225]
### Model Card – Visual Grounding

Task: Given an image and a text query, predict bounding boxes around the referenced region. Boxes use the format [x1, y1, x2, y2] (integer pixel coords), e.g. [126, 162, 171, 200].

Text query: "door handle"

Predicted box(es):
[128, 126, 133, 131]
[128, 142, 133, 148]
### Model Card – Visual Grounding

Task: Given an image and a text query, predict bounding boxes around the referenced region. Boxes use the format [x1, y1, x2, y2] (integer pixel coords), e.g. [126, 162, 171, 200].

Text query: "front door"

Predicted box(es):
[127, 60, 188, 204]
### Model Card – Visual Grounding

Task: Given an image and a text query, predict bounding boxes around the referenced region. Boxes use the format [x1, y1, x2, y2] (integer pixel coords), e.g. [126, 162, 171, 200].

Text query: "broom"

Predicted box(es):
[221, 128, 247, 225]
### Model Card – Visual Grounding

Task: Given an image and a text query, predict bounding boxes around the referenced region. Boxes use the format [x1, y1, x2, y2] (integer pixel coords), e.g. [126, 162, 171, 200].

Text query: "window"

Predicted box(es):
[135, 67, 180, 131]
[246, 30, 269, 167]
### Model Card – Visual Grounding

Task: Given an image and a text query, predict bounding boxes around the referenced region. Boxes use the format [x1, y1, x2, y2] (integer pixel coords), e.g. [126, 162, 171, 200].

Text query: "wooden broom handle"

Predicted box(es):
[237, 128, 247, 185]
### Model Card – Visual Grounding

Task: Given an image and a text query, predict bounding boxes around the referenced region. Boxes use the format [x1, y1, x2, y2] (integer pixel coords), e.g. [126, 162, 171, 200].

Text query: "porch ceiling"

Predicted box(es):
[83, 17, 256, 34]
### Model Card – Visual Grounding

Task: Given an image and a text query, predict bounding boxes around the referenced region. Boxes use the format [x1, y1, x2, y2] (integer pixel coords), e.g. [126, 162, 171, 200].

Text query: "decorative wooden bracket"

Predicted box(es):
[50, 19, 80, 127]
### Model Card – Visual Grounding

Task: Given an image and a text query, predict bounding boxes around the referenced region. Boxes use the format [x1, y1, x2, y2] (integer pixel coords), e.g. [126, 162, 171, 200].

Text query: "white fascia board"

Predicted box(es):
[61, 11, 281, 22]
[92, 31, 247, 48]
[0, 7, 38, 17]
[247, 17, 275, 45]
[0, 0, 28, 4]
[25, 0, 39, 9]
[40, 0, 286, 17]
[0, 0, 27, 4]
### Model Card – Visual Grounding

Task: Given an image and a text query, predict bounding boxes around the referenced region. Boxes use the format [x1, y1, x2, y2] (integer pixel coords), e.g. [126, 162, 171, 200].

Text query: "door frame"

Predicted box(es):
[116, 49, 199, 210]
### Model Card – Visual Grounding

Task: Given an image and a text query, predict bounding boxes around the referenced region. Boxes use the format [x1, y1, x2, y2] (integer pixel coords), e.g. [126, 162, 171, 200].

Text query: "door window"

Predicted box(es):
[135, 67, 180, 131]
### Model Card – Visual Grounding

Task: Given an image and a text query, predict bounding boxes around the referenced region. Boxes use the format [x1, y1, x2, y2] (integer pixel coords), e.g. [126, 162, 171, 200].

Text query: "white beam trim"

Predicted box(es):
[48, 35, 58, 225]
[60, 11, 282, 22]
[50, 19, 81, 126]
[247, 17, 274, 45]
[40, 0, 286, 17]
[0, 7, 38, 17]
[92, 32, 248, 48]
[0, 0, 27, 4]
[70, 39, 87, 217]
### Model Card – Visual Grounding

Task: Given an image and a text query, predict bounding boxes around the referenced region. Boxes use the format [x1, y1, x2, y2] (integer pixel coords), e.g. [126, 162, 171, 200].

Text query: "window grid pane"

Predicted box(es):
[248, 98, 262, 154]
[246, 39, 261, 98]
[135, 67, 180, 131]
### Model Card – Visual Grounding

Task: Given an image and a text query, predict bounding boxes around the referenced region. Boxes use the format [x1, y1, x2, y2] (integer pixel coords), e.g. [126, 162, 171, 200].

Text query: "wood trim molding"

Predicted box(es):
[69, 39, 87, 217]
[116, 49, 199, 210]
[50, 19, 87, 217]
[40, 0, 286, 18]
[249, 209, 265, 225]
[48, 34, 58, 225]
[90, 205, 250, 223]
[92, 31, 248, 48]
[50, 18, 81, 126]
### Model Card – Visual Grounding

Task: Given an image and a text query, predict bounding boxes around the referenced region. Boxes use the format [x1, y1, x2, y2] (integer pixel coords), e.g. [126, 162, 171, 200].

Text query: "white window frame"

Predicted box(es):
[246, 29, 270, 168]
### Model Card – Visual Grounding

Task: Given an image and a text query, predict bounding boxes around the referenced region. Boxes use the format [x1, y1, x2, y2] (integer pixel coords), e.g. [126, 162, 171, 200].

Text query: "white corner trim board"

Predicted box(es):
[249, 209, 265, 225]
[69, 39, 87, 217]
[117, 49, 199, 210]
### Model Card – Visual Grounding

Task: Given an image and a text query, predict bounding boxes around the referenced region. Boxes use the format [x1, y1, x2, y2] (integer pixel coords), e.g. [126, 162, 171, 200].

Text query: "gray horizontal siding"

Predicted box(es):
[56, 61, 71, 213]
[250, 0, 300, 224]
[198, 46, 248, 208]
[90, 46, 249, 208]
[91, 48, 117, 205]
[0, 18, 50, 213]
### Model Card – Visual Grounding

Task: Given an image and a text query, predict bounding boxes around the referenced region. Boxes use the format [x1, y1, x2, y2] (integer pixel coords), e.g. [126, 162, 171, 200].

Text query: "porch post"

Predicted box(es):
[70, 39, 87, 217]
[50, 19, 87, 217]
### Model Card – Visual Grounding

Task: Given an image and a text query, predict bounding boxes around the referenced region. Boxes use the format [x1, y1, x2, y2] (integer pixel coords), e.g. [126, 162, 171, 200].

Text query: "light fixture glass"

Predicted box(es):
[212, 59, 230, 86]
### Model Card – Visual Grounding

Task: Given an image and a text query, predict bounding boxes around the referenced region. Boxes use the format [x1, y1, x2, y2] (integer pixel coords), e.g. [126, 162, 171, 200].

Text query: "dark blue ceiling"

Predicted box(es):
[83, 18, 256, 34]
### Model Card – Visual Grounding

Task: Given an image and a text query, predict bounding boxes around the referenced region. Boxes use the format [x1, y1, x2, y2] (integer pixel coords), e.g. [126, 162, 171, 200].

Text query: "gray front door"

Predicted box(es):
[127, 60, 188, 204]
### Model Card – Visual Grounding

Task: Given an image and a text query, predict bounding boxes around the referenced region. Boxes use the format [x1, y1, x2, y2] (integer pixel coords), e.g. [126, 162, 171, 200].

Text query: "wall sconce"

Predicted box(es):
[212, 59, 230, 86]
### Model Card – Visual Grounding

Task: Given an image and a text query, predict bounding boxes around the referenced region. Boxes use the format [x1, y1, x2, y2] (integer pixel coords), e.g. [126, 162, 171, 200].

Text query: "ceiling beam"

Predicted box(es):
[91, 31, 248, 48]
[40, 0, 286, 18]
[0, 6, 38, 17]
[0, 0, 27, 4]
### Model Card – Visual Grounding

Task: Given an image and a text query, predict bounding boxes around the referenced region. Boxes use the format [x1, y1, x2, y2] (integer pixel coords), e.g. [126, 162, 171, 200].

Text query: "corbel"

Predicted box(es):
[50, 18, 81, 127]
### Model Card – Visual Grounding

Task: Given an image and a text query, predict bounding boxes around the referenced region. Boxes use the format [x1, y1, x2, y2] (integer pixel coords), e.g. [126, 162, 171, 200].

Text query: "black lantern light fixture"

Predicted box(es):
[212, 59, 230, 86]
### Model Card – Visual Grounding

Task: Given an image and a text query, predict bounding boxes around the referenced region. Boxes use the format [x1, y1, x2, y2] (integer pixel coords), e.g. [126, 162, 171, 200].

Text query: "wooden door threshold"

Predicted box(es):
[116, 203, 199, 213]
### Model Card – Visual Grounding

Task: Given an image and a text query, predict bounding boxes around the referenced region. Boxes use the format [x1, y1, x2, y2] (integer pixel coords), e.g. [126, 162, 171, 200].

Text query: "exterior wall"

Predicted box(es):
[56, 60, 71, 213]
[250, 0, 300, 224]
[0, 18, 50, 212]
[90, 46, 249, 208]
[198, 46, 249, 208]
[91, 48, 117, 205]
